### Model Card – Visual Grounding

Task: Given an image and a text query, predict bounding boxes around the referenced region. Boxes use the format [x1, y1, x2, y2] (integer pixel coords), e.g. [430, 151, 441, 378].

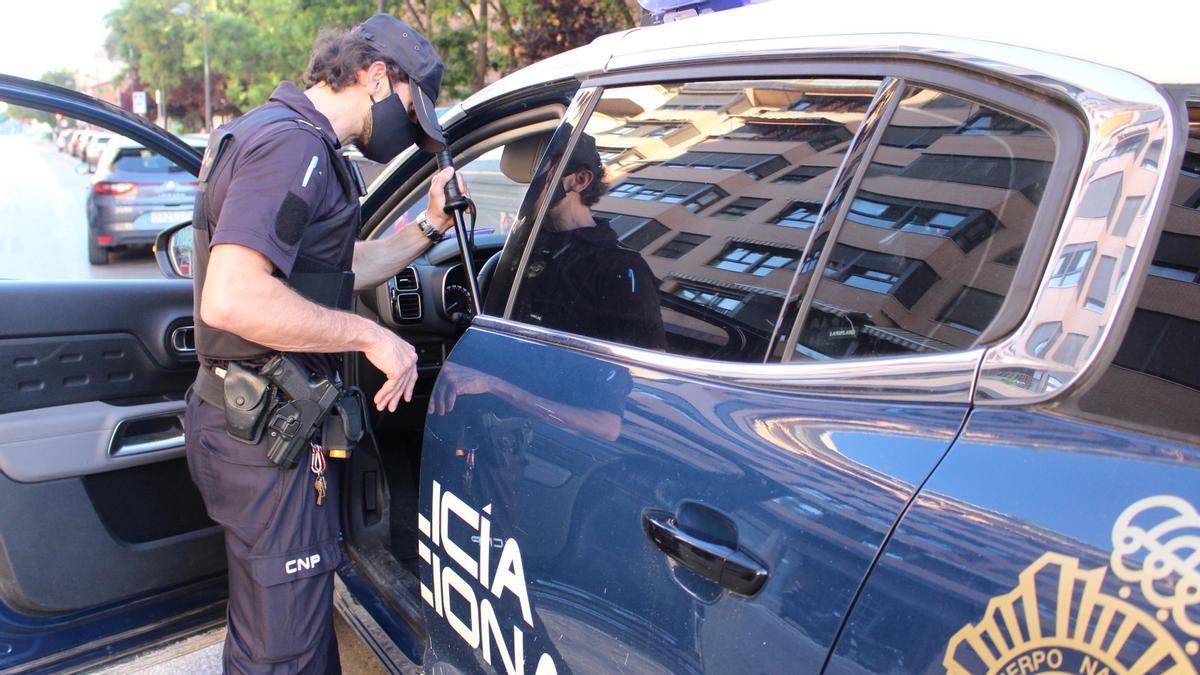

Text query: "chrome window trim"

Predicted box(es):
[472, 314, 980, 404]
[968, 88, 1178, 406]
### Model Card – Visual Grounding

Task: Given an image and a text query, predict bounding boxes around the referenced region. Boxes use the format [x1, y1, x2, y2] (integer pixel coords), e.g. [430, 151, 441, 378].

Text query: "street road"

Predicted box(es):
[0, 134, 161, 281]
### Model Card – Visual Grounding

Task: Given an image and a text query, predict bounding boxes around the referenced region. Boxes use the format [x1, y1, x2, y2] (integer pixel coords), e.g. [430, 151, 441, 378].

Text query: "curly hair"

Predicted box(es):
[564, 159, 608, 207]
[304, 28, 406, 92]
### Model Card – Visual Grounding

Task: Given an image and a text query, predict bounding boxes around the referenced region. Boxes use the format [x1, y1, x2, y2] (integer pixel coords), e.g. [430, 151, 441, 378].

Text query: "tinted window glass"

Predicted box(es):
[792, 87, 1056, 361]
[509, 79, 882, 362]
[1074, 105, 1200, 438]
[112, 148, 190, 174]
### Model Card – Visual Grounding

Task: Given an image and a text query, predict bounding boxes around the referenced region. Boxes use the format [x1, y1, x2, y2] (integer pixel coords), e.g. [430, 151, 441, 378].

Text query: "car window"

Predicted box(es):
[1071, 103, 1200, 439]
[0, 112, 199, 280]
[110, 148, 191, 174]
[508, 78, 883, 362]
[378, 145, 526, 239]
[788, 87, 1057, 361]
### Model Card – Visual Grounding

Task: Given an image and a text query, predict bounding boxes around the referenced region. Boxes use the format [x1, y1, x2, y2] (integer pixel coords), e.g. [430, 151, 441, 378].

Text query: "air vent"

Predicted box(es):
[393, 267, 420, 292]
[393, 293, 422, 323]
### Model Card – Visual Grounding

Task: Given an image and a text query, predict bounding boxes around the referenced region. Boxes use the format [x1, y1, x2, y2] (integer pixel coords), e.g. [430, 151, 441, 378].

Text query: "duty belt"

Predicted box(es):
[192, 364, 229, 410]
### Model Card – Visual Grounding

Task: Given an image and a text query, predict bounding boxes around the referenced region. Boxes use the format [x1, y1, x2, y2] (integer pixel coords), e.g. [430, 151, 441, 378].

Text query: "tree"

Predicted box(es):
[104, 0, 641, 130]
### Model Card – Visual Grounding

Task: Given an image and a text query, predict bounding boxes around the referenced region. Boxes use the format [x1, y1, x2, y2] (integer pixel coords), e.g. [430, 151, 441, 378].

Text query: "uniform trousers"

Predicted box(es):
[185, 392, 344, 674]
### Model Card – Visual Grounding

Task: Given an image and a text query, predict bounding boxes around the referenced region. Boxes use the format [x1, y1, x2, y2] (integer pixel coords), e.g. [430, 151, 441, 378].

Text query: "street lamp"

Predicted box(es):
[172, 2, 211, 133]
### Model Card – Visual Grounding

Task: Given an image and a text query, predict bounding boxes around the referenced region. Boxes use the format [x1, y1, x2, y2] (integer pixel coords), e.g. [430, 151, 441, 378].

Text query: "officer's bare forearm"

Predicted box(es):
[490, 378, 622, 442]
[202, 244, 386, 354]
[351, 224, 433, 290]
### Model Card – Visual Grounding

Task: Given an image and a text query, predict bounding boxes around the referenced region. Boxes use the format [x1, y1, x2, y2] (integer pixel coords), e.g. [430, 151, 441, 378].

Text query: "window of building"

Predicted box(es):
[729, 122, 852, 150]
[714, 198, 768, 220]
[901, 154, 1052, 203]
[844, 192, 1001, 252]
[880, 125, 953, 149]
[1027, 321, 1063, 358]
[994, 246, 1023, 267]
[774, 166, 832, 184]
[1107, 131, 1148, 160]
[1052, 333, 1089, 366]
[1076, 172, 1123, 219]
[711, 243, 799, 277]
[955, 110, 1045, 136]
[820, 245, 938, 307]
[607, 178, 728, 213]
[594, 212, 671, 251]
[663, 151, 787, 180]
[1142, 140, 1163, 170]
[939, 287, 1005, 334]
[605, 122, 682, 138]
[1148, 232, 1200, 283]
[1049, 244, 1096, 288]
[773, 201, 823, 229]
[1084, 255, 1117, 311]
[789, 95, 872, 113]
[789, 87, 1058, 362]
[1111, 196, 1144, 237]
[654, 232, 709, 259]
[673, 284, 745, 314]
[663, 92, 737, 110]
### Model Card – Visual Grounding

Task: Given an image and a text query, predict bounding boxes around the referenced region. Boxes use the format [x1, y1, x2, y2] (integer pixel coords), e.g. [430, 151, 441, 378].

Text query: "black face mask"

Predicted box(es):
[361, 82, 414, 164]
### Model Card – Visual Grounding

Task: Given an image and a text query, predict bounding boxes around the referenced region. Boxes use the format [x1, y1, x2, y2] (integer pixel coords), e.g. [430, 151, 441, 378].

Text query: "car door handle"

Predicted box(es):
[642, 510, 768, 596]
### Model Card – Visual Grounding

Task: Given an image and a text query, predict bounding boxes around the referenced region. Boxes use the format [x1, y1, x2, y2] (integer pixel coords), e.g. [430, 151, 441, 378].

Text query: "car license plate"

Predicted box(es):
[150, 210, 191, 225]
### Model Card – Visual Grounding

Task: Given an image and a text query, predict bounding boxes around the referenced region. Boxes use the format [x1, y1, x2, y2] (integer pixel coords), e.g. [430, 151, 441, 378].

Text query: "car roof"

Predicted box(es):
[462, 0, 1194, 113]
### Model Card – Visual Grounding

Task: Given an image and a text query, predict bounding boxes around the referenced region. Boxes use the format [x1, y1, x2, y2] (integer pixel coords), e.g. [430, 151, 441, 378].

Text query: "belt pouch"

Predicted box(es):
[322, 390, 366, 457]
[223, 362, 276, 444]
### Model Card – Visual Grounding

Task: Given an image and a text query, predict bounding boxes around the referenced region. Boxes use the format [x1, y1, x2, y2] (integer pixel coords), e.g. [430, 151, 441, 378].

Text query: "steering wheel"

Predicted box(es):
[475, 250, 504, 308]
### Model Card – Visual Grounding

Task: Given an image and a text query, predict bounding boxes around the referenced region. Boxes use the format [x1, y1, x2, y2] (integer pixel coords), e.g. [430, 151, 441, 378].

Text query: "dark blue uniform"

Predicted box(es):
[185, 81, 361, 674]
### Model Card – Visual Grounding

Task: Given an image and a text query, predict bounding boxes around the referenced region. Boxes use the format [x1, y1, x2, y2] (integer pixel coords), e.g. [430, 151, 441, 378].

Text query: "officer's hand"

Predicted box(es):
[426, 167, 469, 236]
[429, 362, 499, 416]
[362, 327, 418, 412]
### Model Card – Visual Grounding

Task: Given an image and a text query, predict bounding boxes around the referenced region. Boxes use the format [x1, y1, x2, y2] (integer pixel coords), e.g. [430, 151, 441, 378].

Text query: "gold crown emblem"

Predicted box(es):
[945, 495, 1200, 675]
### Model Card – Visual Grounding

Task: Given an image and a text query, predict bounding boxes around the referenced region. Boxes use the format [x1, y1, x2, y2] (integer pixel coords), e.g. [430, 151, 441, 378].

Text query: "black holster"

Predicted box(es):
[222, 362, 276, 444]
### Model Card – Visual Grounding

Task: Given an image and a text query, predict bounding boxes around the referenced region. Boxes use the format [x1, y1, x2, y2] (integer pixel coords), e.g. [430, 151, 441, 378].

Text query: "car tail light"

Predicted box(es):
[93, 182, 137, 195]
[96, 235, 113, 245]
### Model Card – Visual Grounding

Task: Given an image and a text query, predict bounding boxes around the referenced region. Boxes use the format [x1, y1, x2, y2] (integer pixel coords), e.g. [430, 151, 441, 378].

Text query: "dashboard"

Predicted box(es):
[370, 232, 506, 343]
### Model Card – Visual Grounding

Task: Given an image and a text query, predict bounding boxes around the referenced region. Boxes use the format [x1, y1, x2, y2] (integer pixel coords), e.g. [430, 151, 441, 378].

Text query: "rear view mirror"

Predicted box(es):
[154, 222, 194, 279]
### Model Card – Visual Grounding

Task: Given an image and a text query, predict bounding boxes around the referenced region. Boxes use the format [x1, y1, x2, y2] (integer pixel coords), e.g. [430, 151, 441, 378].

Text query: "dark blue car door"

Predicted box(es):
[828, 96, 1200, 674]
[415, 63, 1079, 673]
[0, 76, 224, 671]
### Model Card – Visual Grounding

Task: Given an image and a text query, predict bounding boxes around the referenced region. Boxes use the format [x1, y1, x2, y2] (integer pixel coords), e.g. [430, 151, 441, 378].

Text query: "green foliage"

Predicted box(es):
[105, 0, 638, 131]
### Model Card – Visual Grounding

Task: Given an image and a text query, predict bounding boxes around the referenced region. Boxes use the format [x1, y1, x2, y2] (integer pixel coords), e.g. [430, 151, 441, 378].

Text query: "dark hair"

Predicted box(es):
[304, 28, 405, 92]
[563, 160, 607, 207]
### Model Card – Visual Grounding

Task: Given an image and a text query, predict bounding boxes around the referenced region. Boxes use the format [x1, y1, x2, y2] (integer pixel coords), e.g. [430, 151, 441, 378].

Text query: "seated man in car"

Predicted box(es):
[513, 132, 668, 351]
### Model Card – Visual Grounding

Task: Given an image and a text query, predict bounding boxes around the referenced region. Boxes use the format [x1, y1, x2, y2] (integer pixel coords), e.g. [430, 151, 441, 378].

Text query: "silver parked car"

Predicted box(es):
[84, 132, 114, 172]
[85, 137, 204, 264]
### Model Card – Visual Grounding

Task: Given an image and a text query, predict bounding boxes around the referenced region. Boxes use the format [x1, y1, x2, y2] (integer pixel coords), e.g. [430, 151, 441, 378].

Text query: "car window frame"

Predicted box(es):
[479, 57, 1085, 404]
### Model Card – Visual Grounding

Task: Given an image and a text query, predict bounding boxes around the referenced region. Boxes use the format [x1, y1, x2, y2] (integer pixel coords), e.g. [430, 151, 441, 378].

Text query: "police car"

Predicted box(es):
[0, 1, 1197, 672]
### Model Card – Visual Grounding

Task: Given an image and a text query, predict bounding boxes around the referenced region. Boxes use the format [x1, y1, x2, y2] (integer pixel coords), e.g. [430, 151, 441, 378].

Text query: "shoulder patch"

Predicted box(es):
[275, 191, 310, 245]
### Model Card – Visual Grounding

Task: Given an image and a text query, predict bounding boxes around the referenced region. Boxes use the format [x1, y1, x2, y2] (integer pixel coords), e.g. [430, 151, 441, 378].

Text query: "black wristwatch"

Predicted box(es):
[416, 215, 444, 243]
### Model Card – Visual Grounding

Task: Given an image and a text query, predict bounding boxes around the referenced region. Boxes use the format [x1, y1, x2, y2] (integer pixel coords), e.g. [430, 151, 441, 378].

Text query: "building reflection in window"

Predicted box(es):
[792, 87, 1057, 361]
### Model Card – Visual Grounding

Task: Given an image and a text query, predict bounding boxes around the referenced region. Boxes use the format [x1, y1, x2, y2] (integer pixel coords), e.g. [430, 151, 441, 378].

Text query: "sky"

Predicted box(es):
[0, 0, 123, 81]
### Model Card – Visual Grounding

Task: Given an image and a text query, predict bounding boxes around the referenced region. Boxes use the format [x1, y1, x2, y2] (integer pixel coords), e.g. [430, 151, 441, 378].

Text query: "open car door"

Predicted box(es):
[0, 76, 226, 672]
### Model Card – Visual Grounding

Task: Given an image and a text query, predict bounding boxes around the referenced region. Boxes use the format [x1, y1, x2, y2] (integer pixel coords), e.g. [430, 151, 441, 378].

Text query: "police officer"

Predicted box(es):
[514, 132, 667, 350]
[184, 15, 458, 673]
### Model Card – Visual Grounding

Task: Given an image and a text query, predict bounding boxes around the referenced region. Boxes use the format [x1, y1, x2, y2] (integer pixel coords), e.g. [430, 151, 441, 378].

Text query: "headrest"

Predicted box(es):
[500, 132, 554, 184]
